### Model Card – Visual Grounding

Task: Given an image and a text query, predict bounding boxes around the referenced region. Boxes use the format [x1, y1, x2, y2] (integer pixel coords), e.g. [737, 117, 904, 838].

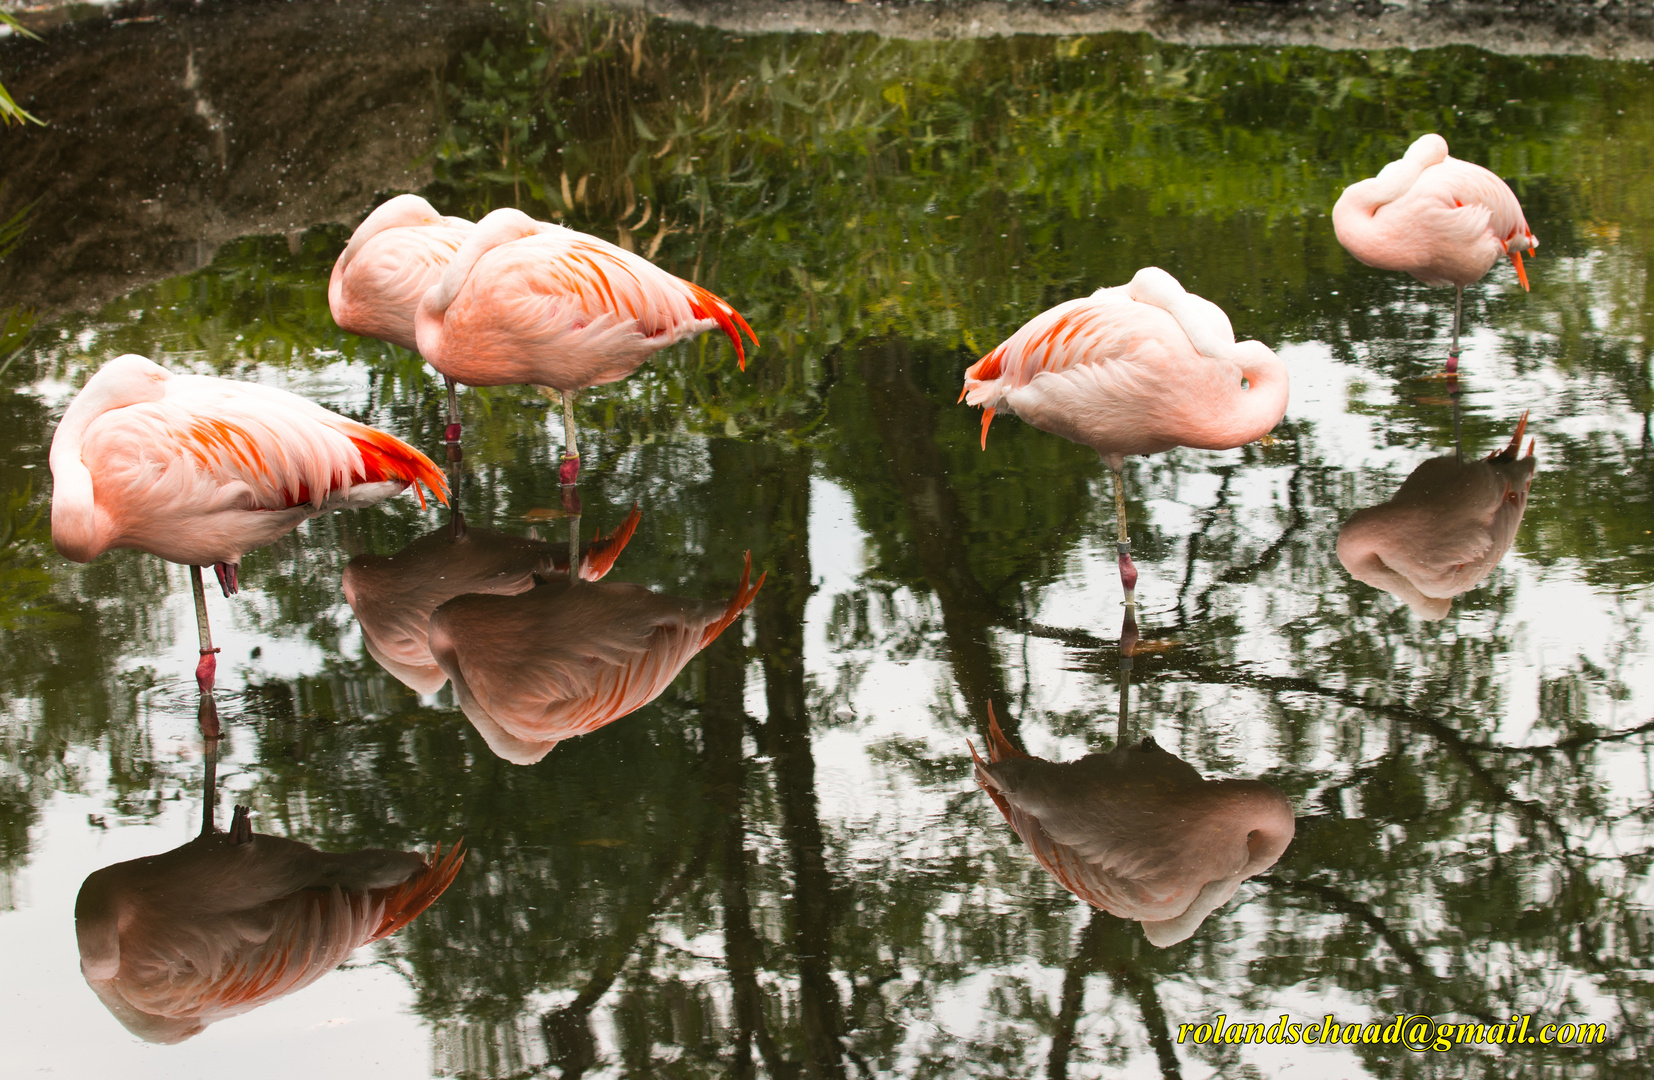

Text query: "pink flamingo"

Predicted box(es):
[76, 807, 463, 1044]
[343, 507, 641, 694]
[50, 353, 447, 692]
[414, 208, 758, 484]
[1332, 133, 1537, 372]
[328, 194, 473, 438]
[1337, 413, 1536, 620]
[426, 553, 764, 764]
[972, 706, 1295, 947]
[960, 267, 1288, 598]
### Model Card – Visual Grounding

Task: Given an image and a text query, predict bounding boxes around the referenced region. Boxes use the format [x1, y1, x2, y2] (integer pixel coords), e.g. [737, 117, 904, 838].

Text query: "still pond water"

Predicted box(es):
[1, 6, 1653, 1078]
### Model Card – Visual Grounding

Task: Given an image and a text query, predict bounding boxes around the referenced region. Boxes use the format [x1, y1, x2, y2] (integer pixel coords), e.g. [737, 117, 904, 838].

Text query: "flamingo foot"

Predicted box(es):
[559, 453, 580, 487]
[445, 423, 462, 442]
[213, 562, 238, 597]
[230, 804, 253, 845]
[196, 647, 220, 692]
[1117, 541, 1138, 598]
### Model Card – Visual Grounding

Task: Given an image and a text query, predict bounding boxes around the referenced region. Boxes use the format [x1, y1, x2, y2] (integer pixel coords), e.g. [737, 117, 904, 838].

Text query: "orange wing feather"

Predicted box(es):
[697, 552, 766, 649]
[578, 504, 642, 581]
[348, 428, 449, 510]
[367, 840, 467, 943]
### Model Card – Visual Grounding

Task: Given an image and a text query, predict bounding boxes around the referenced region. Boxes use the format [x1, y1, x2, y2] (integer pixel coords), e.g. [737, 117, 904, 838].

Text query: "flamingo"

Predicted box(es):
[959, 267, 1288, 598]
[1337, 413, 1535, 620]
[328, 193, 473, 438]
[414, 207, 758, 485]
[971, 705, 1295, 947]
[342, 506, 641, 694]
[1332, 133, 1537, 372]
[75, 805, 463, 1043]
[426, 553, 764, 764]
[50, 353, 447, 691]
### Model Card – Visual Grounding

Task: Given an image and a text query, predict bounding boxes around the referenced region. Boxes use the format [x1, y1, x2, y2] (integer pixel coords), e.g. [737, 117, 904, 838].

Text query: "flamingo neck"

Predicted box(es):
[49, 382, 121, 562]
[334, 194, 450, 280]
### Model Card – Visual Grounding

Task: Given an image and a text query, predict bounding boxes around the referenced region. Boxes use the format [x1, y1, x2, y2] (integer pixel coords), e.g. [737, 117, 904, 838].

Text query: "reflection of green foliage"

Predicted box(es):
[0, 12, 43, 128]
[0, 481, 68, 634]
[0, 305, 35, 385]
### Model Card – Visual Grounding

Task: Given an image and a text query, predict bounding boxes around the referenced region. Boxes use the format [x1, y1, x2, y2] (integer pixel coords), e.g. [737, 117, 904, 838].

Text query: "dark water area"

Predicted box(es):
[0, 2, 1652, 1077]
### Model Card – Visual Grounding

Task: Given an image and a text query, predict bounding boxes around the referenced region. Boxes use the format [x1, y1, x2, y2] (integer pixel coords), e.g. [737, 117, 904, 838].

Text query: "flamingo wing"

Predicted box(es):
[961, 290, 1191, 451]
[436, 228, 757, 390]
[81, 373, 446, 517]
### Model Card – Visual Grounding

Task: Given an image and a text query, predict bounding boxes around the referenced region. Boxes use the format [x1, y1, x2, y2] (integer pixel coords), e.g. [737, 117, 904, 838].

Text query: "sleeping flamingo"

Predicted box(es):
[959, 267, 1288, 599]
[971, 705, 1295, 947]
[414, 208, 758, 484]
[50, 353, 447, 691]
[328, 194, 473, 438]
[1337, 413, 1536, 620]
[75, 803, 463, 1043]
[426, 553, 764, 764]
[342, 506, 641, 694]
[1332, 133, 1537, 372]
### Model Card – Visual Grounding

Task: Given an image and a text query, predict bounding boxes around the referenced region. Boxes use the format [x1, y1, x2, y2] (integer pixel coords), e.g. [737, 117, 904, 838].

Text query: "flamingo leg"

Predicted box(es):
[1112, 465, 1138, 600]
[1116, 595, 1138, 747]
[1446, 285, 1463, 374]
[446, 438, 466, 541]
[200, 730, 220, 836]
[559, 388, 580, 486]
[190, 565, 221, 692]
[568, 506, 582, 583]
[444, 377, 462, 442]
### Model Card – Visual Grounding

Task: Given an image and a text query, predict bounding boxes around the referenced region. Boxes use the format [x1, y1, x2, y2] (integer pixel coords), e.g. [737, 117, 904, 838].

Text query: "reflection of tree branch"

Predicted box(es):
[1047, 910, 1184, 1080]
[537, 807, 713, 1079]
[755, 445, 855, 1079]
[1106, 950, 1184, 1080]
[859, 338, 1016, 741]
[703, 626, 791, 1080]
[1252, 873, 1496, 1022]
[1046, 910, 1106, 1080]
[1016, 621, 1592, 849]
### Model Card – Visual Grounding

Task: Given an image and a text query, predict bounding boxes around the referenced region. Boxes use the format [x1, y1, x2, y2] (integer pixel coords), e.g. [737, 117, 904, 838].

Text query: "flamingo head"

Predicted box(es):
[76, 353, 171, 409]
[334, 194, 448, 277]
[1404, 132, 1451, 165]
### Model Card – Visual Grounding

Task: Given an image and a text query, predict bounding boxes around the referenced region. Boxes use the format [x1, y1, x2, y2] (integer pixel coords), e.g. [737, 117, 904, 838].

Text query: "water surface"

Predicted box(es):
[0, 7, 1651, 1078]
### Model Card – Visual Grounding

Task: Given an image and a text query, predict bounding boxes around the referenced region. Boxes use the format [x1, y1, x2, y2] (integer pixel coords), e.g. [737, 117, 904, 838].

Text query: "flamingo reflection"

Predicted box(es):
[342, 507, 640, 693]
[74, 744, 463, 1043]
[1337, 413, 1536, 620]
[972, 602, 1294, 947]
[428, 554, 764, 764]
[973, 711, 1293, 946]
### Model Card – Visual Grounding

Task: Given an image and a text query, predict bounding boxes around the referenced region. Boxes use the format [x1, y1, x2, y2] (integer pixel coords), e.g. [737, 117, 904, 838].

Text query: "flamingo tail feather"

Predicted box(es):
[580, 503, 643, 581]
[349, 430, 450, 508]
[699, 551, 766, 649]
[367, 840, 467, 944]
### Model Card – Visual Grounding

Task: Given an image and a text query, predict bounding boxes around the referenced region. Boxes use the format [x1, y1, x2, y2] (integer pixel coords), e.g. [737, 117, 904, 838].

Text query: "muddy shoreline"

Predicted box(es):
[627, 0, 1654, 60]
